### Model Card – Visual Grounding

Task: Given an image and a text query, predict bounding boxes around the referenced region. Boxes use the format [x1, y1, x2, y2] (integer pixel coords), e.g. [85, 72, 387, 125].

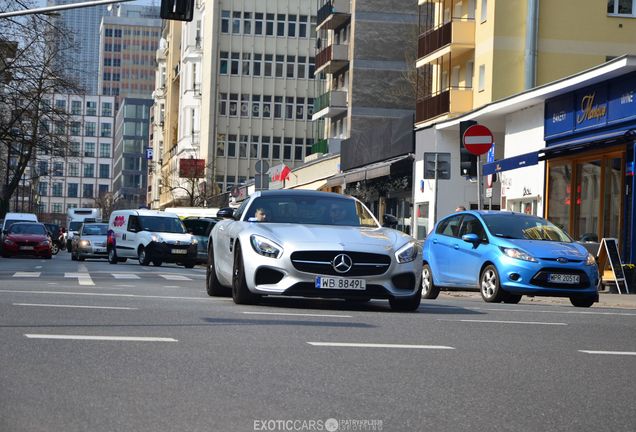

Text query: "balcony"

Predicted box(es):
[317, 0, 351, 31]
[417, 19, 475, 67]
[312, 138, 343, 154]
[312, 90, 347, 120]
[315, 44, 349, 75]
[415, 87, 473, 124]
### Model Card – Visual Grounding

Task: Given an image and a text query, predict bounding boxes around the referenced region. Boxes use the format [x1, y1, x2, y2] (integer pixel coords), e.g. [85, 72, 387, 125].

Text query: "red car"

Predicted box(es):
[1, 222, 52, 259]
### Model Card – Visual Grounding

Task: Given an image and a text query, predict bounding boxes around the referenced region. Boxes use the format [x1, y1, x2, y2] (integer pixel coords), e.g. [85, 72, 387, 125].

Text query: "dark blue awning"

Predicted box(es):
[483, 151, 539, 176]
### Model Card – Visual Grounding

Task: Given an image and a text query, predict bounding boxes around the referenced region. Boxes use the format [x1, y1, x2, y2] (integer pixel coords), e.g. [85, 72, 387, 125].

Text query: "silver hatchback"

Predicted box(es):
[71, 223, 109, 261]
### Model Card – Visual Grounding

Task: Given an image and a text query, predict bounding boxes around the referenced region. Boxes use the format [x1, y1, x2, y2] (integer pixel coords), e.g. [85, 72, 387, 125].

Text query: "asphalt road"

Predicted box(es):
[1, 252, 635, 432]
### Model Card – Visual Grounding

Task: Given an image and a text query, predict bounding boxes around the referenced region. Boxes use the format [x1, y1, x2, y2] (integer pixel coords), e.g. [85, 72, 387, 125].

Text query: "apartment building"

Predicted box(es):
[199, 0, 319, 195]
[97, 4, 162, 109]
[148, 37, 167, 210]
[34, 95, 115, 224]
[113, 98, 153, 208]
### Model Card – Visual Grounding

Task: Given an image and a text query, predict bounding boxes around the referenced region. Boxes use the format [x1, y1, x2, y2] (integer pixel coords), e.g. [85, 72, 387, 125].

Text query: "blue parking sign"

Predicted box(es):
[145, 148, 153, 160]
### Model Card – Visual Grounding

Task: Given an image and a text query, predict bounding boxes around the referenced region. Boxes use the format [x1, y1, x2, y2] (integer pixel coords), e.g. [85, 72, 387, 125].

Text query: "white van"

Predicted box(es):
[107, 209, 198, 268]
[163, 207, 221, 219]
[1, 213, 38, 234]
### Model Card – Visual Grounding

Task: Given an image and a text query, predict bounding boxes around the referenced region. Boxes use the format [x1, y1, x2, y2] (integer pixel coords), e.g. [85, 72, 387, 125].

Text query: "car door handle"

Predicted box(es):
[454, 244, 459, 250]
[432, 239, 438, 244]
[219, 226, 225, 231]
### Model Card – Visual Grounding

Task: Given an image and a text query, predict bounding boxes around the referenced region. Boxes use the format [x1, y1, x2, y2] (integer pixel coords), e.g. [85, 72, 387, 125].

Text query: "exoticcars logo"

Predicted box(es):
[113, 216, 126, 227]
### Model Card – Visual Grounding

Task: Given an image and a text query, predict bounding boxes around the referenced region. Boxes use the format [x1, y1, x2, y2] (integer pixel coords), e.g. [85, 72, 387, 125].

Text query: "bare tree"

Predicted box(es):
[0, 0, 81, 218]
[92, 191, 119, 221]
[160, 159, 221, 208]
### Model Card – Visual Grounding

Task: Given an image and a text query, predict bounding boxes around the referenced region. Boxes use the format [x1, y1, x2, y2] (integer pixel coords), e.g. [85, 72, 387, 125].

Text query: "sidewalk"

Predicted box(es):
[437, 291, 636, 310]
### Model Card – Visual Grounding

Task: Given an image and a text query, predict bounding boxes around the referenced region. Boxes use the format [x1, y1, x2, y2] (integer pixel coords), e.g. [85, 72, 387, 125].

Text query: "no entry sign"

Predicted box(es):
[463, 124, 494, 156]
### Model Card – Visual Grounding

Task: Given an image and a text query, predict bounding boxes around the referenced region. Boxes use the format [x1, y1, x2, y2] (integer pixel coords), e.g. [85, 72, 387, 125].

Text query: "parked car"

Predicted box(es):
[206, 190, 422, 311]
[183, 217, 219, 264]
[107, 209, 197, 268]
[44, 223, 64, 255]
[1, 213, 38, 240]
[1, 222, 52, 259]
[421, 211, 599, 307]
[71, 223, 109, 261]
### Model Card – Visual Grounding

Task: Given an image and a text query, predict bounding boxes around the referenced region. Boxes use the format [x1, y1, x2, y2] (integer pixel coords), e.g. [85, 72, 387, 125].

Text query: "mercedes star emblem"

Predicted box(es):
[332, 253, 353, 274]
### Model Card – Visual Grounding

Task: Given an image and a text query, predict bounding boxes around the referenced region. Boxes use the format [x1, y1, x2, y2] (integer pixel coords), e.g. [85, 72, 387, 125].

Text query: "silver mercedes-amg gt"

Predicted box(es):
[205, 190, 422, 311]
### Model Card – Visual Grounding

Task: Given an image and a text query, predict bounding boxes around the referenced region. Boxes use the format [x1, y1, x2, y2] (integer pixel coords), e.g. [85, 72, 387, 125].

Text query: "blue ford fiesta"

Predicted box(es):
[421, 211, 599, 307]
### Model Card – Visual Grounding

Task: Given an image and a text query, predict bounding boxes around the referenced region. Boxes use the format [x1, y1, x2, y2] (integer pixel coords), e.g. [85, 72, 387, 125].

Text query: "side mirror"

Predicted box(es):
[72, 231, 79, 236]
[382, 214, 398, 228]
[217, 207, 235, 219]
[462, 233, 480, 245]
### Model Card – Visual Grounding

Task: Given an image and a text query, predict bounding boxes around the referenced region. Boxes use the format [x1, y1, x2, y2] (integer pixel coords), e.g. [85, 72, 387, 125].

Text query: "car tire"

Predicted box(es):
[71, 249, 78, 261]
[152, 260, 162, 267]
[570, 298, 595, 308]
[184, 262, 196, 269]
[206, 244, 228, 297]
[502, 292, 522, 304]
[51, 243, 59, 255]
[480, 265, 505, 303]
[421, 264, 440, 300]
[108, 247, 118, 264]
[232, 244, 258, 305]
[389, 289, 422, 312]
[138, 247, 151, 266]
[118, 258, 127, 263]
[66, 240, 72, 251]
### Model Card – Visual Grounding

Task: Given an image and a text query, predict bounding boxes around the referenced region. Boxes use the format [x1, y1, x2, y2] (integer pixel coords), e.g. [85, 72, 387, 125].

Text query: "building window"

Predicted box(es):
[274, 96, 283, 118]
[99, 164, 110, 178]
[285, 97, 294, 119]
[86, 101, 97, 116]
[68, 183, 78, 198]
[298, 56, 306, 79]
[99, 143, 111, 158]
[69, 142, 80, 157]
[51, 182, 63, 197]
[102, 102, 112, 116]
[261, 136, 270, 159]
[288, 15, 296, 37]
[478, 64, 485, 92]
[71, 100, 82, 115]
[37, 161, 48, 176]
[216, 133, 226, 157]
[266, 13, 274, 35]
[275, 55, 284, 77]
[296, 97, 305, 120]
[103, 72, 111, 81]
[255, 13, 263, 35]
[231, 52, 239, 75]
[232, 11, 241, 33]
[229, 93, 238, 116]
[38, 182, 48, 197]
[252, 95, 261, 117]
[83, 184, 93, 198]
[295, 138, 304, 160]
[250, 136, 259, 159]
[98, 184, 109, 197]
[272, 137, 281, 160]
[239, 135, 248, 158]
[70, 122, 81, 136]
[242, 52, 251, 75]
[262, 96, 272, 118]
[286, 55, 295, 78]
[607, 0, 634, 15]
[68, 162, 79, 177]
[84, 142, 95, 157]
[277, 14, 286, 36]
[241, 94, 249, 117]
[100, 123, 112, 137]
[55, 121, 65, 135]
[221, 10, 229, 33]
[227, 135, 237, 157]
[243, 12, 252, 34]
[53, 162, 64, 176]
[480, 0, 487, 22]
[52, 203, 63, 214]
[220, 51, 228, 74]
[253, 53, 262, 76]
[299, 15, 308, 38]
[264, 54, 273, 77]
[105, 28, 113, 37]
[85, 122, 96, 137]
[84, 163, 94, 178]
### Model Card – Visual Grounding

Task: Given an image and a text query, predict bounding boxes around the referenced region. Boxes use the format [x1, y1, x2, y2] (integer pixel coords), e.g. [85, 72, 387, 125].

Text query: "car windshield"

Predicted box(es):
[245, 195, 379, 227]
[481, 213, 572, 242]
[138, 216, 186, 234]
[82, 224, 108, 236]
[9, 223, 46, 235]
[5, 219, 34, 229]
[69, 221, 83, 231]
[183, 219, 217, 236]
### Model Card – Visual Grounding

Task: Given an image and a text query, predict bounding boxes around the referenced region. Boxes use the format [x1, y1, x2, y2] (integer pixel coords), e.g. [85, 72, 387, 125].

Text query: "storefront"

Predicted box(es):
[544, 72, 636, 263]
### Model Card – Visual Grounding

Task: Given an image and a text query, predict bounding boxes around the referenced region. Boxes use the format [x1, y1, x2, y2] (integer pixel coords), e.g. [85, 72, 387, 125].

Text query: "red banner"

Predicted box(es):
[179, 159, 205, 178]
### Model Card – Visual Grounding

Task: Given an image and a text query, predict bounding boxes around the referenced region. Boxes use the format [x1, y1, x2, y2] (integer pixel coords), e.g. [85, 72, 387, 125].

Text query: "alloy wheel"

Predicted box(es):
[481, 268, 497, 299]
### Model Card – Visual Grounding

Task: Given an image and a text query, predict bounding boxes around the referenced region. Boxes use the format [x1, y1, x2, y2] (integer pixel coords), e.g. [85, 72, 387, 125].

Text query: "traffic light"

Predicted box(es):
[459, 120, 477, 177]
[160, 0, 194, 22]
[423, 153, 451, 180]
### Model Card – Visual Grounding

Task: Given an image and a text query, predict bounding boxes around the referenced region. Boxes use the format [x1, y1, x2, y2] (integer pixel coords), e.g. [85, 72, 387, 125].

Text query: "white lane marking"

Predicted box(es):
[307, 342, 455, 350]
[112, 273, 141, 279]
[64, 272, 95, 286]
[0, 289, 230, 301]
[470, 306, 636, 317]
[579, 350, 636, 356]
[438, 319, 567, 326]
[13, 303, 138, 310]
[243, 311, 353, 318]
[47, 283, 58, 285]
[163, 286, 181, 288]
[78, 264, 89, 272]
[160, 274, 191, 281]
[35, 266, 42, 269]
[115, 284, 135, 288]
[13, 272, 41, 278]
[24, 334, 177, 342]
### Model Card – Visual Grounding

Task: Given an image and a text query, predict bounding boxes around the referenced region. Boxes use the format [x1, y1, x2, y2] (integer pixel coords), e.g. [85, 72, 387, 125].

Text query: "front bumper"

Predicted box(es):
[2, 243, 51, 257]
[147, 241, 197, 263]
[77, 245, 108, 259]
[242, 246, 422, 300]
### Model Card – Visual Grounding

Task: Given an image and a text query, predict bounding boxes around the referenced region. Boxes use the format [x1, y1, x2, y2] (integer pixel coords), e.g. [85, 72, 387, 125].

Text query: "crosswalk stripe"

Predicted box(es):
[13, 272, 41, 278]
[112, 273, 141, 279]
[160, 274, 192, 281]
[64, 272, 95, 286]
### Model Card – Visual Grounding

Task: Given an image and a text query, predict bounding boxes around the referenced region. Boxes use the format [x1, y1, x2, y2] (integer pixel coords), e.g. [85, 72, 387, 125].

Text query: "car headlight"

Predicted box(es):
[395, 241, 419, 264]
[586, 253, 596, 266]
[39, 240, 50, 246]
[80, 240, 90, 247]
[191, 238, 198, 245]
[151, 234, 163, 242]
[500, 247, 537, 262]
[250, 235, 282, 258]
[4, 239, 14, 245]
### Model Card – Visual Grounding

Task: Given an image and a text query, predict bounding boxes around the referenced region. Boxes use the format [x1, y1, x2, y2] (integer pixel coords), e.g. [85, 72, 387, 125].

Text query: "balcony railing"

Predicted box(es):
[315, 44, 349, 74]
[312, 139, 329, 154]
[317, 0, 351, 30]
[416, 87, 473, 123]
[312, 90, 347, 119]
[417, 19, 475, 61]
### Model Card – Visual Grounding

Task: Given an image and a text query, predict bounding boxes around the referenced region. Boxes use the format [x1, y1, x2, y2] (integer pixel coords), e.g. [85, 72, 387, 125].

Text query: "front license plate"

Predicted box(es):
[172, 249, 188, 255]
[20, 246, 34, 250]
[548, 273, 580, 284]
[94, 248, 105, 253]
[315, 276, 366, 290]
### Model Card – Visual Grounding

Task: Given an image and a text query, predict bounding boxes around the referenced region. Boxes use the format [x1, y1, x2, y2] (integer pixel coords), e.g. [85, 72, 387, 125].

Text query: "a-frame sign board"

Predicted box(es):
[597, 238, 630, 294]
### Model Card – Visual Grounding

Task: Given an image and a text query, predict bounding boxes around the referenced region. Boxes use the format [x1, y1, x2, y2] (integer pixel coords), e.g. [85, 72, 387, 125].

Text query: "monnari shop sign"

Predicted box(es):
[545, 71, 636, 140]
